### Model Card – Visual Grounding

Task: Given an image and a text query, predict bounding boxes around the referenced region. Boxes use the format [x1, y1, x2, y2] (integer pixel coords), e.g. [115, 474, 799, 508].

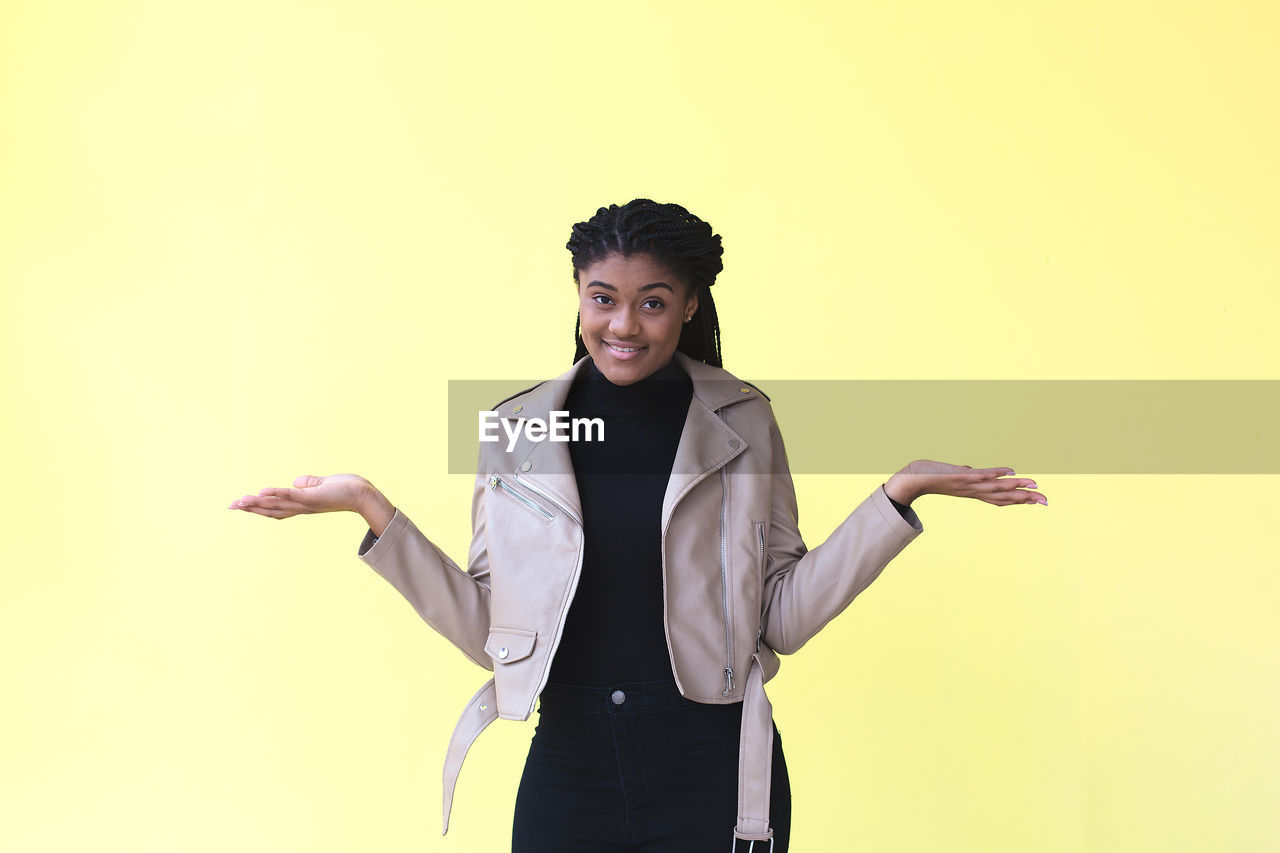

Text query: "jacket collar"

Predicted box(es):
[496, 351, 762, 529]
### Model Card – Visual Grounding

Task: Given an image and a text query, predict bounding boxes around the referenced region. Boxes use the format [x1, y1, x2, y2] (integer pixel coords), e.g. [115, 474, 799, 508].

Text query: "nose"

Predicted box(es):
[609, 305, 640, 337]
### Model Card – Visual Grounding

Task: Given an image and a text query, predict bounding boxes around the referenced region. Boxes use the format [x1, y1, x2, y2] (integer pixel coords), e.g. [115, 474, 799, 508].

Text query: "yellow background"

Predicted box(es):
[2, 1, 1276, 850]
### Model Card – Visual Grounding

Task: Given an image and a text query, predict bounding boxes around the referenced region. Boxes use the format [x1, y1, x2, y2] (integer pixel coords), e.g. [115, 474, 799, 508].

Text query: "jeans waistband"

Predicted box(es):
[538, 677, 710, 714]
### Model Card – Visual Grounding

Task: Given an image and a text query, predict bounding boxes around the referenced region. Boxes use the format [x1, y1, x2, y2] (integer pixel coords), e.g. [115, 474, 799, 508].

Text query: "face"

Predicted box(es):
[577, 252, 698, 386]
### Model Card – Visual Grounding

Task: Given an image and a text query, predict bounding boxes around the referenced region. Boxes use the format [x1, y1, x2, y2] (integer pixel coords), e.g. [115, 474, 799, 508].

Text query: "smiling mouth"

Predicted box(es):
[604, 341, 647, 353]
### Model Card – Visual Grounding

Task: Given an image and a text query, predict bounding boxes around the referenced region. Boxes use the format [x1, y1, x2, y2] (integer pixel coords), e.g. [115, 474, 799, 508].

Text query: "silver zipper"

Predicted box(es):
[514, 472, 582, 526]
[488, 474, 553, 521]
[755, 521, 765, 653]
[719, 466, 734, 696]
[512, 472, 586, 706]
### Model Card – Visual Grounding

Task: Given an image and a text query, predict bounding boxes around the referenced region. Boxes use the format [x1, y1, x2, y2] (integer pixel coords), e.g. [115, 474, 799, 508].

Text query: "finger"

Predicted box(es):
[235, 495, 308, 513]
[961, 466, 1017, 484]
[239, 504, 297, 519]
[985, 491, 1036, 506]
[981, 485, 1045, 504]
[251, 494, 311, 513]
[258, 487, 296, 499]
[980, 476, 1040, 496]
[969, 478, 1023, 495]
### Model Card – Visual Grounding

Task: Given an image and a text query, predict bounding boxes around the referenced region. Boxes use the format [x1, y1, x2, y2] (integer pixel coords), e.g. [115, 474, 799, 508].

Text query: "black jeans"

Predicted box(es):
[512, 677, 791, 852]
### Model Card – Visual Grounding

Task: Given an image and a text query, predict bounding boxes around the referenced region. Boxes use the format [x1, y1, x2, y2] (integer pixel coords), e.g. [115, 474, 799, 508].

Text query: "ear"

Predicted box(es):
[684, 287, 699, 319]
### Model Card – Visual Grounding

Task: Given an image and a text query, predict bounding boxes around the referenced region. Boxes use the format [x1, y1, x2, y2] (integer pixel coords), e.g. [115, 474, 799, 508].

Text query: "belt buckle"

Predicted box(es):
[732, 836, 774, 852]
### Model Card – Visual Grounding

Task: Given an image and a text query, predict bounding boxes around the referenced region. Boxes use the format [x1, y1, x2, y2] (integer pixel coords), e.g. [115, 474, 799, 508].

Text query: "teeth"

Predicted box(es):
[607, 343, 642, 353]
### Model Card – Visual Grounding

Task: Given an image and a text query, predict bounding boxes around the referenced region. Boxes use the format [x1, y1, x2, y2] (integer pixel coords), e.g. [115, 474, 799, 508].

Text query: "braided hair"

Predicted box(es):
[566, 198, 725, 367]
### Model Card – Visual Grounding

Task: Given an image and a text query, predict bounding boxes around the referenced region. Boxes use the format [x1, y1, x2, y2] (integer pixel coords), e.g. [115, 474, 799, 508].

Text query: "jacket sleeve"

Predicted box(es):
[758, 411, 923, 656]
[355, 468, 494, 671]
[886, 492, 916, 523]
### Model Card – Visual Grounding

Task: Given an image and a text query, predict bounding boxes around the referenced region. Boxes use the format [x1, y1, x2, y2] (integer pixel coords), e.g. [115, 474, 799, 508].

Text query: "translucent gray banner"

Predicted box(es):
[446, 380, 1279, 474]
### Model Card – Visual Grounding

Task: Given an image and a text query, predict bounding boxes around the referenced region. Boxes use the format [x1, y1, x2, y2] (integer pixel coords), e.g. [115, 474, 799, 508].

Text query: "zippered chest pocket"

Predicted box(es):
[753, 520, 767, 652]
[488, 474, 555, 522]
[754, 521, 767, 575]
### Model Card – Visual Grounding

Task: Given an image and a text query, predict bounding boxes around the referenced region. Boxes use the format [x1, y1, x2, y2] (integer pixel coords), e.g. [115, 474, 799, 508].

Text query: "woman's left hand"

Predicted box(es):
[885, 460, 1047, 507]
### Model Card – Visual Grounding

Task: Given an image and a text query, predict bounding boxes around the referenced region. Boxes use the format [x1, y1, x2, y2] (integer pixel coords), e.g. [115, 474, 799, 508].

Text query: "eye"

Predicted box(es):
[642, 298, 664, 310]
[590, 293, 614, 305]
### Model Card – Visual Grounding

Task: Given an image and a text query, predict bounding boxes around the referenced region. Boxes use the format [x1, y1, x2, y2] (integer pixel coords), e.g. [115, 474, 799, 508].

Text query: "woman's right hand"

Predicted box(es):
[228, 474, 374, 520]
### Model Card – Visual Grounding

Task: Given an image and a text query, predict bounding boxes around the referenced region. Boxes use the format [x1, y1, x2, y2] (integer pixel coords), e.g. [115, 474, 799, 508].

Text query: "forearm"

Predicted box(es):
[762, 485, 922, 655]
[759, 419, 922, 653]
[357, 506, 494, 670]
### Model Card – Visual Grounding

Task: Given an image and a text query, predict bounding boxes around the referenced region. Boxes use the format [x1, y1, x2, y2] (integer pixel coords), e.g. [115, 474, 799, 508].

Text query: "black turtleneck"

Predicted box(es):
[546, 354, 693, 686]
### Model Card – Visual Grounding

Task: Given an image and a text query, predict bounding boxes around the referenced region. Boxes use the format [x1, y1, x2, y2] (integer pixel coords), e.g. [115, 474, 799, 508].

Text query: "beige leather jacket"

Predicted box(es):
[356, 351, 924, 844]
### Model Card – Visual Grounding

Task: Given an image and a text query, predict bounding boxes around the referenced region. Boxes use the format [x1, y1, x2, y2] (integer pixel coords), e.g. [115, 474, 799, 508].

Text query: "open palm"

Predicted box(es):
[228, 473, 371, 519]
[894, 459, 1047, 506]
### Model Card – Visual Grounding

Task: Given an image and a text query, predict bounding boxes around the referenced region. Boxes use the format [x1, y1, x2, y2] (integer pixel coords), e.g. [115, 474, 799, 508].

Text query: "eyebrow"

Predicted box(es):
[587, 280, 675, 293]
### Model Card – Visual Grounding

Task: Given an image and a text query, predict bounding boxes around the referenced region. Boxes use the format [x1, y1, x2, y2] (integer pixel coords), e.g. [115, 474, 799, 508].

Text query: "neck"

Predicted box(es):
[575, 354, 690, 415]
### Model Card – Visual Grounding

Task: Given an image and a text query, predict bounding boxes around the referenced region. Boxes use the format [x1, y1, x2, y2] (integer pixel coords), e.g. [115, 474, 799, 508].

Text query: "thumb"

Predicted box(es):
[293, 474, 325, 488]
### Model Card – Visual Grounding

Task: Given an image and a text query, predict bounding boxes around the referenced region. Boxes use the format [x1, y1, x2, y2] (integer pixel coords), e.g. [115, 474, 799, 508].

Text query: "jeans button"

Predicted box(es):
[611, 689, 625, 705]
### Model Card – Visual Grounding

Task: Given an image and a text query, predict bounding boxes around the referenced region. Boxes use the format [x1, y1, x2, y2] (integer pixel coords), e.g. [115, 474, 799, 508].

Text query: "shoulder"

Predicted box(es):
[709, 365, 773, 407]
[675, 352, 772, 403]
[489, 380, 547, 411]
[737, 379, 770, 402]
[486, 357, 587, 411]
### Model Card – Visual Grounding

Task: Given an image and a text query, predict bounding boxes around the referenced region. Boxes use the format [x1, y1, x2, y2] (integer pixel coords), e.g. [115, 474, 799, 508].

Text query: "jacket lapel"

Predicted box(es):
[500, 351, 760, 530]
[662, 352, 755, 530]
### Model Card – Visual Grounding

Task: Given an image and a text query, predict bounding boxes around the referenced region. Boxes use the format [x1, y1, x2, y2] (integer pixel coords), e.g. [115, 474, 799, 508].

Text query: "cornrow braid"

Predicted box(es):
[567, 198, 725, 367]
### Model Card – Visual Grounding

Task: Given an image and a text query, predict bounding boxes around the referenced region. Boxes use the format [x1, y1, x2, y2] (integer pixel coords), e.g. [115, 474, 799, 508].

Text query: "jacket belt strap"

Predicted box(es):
[734, 651, 775, 844]
[441, 677, 499, 835]
[439, 664, 774, 842]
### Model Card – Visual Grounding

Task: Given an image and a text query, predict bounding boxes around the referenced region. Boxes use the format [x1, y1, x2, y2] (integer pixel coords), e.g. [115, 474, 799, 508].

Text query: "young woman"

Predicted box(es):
[230, 199, 1048, 852]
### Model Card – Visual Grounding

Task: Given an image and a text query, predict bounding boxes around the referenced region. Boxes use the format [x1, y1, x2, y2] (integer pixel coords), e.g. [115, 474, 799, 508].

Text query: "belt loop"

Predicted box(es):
[442, 678, 499, 835]
[732, 652, 775, 846]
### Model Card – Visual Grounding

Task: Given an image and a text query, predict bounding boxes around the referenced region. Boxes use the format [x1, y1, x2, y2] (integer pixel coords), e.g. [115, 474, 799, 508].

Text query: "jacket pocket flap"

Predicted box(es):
[484, 626, 537, 663]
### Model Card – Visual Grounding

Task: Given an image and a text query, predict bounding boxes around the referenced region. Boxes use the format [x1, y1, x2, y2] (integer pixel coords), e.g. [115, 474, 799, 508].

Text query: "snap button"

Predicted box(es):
[519, 460, 532, 472]
[498, 646, 509, 659]
[480, 703, 488, 712]
[611, 690, 625, 705]
[512, 404, 523, 414]
[728, 439, 740, 449]
[739, 386, 750, 394]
